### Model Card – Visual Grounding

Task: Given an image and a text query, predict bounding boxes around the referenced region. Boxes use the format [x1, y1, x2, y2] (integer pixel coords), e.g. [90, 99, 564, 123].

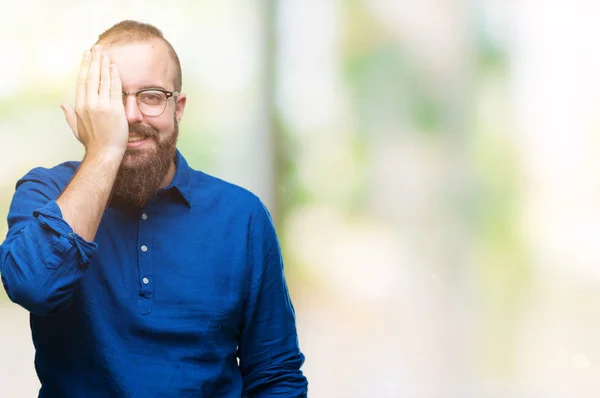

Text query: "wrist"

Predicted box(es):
[84, 147, 125, 166]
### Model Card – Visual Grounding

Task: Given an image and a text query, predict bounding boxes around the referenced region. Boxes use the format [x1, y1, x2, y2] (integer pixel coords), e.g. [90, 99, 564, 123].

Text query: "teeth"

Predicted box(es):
[128, 137, 144, 142]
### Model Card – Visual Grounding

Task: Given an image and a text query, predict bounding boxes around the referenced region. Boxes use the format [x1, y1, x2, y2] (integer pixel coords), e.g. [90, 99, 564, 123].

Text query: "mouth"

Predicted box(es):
[127, 135, 150, 149]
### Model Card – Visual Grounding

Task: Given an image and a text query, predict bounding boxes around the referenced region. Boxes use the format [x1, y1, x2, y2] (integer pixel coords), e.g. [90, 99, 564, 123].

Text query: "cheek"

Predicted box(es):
[149, 117, 175, 138]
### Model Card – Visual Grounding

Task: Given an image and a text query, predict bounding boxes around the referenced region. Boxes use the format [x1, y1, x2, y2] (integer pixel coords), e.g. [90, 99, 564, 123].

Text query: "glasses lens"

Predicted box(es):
[137, 90, 168, 116]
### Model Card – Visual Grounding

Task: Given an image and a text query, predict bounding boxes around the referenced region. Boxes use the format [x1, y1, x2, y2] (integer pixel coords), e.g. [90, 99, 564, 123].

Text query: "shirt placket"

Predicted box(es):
[137, 210, 154, 314]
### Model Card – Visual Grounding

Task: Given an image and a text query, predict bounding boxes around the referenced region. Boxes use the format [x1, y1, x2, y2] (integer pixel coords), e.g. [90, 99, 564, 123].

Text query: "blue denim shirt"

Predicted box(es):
[0, 151, 307, 397]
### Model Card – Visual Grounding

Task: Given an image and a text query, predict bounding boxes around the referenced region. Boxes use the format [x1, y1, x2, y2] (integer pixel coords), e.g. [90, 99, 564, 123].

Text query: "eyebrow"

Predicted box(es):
[122, 85, 169, 92]
[138, 86, 168, 91]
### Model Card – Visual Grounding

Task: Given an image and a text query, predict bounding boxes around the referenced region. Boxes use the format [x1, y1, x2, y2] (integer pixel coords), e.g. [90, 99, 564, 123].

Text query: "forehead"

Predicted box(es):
[106, 39, 175, 90]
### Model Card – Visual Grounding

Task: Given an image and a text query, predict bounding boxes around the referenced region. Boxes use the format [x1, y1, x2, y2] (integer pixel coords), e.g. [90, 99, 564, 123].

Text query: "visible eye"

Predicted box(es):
[138, 91, 165, 105]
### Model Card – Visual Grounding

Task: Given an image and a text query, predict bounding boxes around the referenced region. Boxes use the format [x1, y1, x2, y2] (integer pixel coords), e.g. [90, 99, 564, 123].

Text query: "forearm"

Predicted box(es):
[240, 323, 307, 396]
[242, 353, 307, 397]
[1, 200, 98, 316]
[56, 150, 123, 242]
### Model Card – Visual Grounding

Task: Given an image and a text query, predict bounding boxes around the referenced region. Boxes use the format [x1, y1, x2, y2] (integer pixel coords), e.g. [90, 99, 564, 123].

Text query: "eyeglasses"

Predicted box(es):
[122, 88, 179, 117]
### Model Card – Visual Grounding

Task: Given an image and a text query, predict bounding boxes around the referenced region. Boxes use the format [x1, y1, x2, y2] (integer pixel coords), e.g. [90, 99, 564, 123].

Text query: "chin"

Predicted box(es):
[121, 150, 153, 168]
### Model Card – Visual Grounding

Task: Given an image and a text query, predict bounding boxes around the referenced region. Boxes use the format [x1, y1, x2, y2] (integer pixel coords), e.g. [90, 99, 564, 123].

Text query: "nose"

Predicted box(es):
[124, 95, 143, 124]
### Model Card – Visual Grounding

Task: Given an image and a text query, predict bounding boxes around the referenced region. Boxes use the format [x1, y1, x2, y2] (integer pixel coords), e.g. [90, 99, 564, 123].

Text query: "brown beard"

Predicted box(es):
[109, 118, 179, 208]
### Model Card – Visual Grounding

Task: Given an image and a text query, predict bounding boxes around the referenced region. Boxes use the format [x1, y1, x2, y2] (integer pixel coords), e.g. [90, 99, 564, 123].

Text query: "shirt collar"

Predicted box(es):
[162, 149, 193, 207]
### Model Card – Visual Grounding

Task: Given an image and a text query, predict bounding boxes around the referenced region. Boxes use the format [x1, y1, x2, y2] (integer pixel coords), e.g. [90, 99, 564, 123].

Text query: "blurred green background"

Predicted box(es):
[2, 0, 600, 397]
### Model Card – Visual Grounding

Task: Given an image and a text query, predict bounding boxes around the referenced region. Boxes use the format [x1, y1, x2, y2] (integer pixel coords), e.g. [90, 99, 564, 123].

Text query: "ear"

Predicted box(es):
[174, 93, 187, 122]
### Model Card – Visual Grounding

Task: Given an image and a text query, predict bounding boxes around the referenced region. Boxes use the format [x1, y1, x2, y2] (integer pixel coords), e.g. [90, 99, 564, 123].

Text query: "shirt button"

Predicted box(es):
[141, 213, 148, 220]
[142, 277, 149, 285]
[141, 245, 148, 252]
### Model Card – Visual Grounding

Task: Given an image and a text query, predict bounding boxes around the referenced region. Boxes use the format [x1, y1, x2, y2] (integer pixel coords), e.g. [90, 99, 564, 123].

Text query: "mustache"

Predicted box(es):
[129, 124, 158, 138]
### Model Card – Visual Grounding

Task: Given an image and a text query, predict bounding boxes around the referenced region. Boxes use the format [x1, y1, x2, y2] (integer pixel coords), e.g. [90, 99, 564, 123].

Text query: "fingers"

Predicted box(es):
[86, 45, 102, 105]
[76, 45, 123, 108]
[60, 103, 79, 139]
[109, 64, 123, 105]
[98, 51, 111, 103]
[75, 50, 91, 109]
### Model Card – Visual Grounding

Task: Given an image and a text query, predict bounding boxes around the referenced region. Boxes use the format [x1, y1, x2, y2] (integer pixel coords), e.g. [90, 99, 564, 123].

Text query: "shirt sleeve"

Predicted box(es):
[238, 203, 308, 398]
[0, 168, 98, 316]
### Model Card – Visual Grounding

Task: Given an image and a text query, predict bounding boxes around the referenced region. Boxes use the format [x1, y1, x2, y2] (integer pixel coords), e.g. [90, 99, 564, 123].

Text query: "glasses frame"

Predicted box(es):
[122, 88, 180, 117]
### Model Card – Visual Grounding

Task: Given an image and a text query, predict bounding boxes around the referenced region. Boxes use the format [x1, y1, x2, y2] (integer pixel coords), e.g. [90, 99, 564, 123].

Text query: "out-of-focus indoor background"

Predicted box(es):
[1, 0, 600, 397]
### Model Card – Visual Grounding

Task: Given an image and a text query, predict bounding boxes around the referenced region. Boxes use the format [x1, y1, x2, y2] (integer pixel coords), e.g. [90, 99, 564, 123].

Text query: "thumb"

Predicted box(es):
[60, 104, 79, 139]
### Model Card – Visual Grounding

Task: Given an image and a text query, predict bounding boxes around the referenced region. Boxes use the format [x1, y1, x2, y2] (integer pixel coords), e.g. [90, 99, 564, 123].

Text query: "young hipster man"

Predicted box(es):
[0, 20, 307, 397]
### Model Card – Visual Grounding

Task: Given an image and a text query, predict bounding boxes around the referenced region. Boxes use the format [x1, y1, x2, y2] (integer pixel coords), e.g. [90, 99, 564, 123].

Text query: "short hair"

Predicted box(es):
[96, 20, 182, 92]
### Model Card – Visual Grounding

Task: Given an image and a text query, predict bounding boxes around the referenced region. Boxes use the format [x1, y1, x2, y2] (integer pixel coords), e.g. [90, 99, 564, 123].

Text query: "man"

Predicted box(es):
[0, 20, 308, 397]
